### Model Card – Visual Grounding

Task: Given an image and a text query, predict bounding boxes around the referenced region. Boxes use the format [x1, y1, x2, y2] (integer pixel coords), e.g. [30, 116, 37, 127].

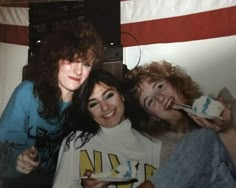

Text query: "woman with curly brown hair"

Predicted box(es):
[125, 60, 236, 188]
[0, 21, 104, 188]
[125, 60, 202, 134]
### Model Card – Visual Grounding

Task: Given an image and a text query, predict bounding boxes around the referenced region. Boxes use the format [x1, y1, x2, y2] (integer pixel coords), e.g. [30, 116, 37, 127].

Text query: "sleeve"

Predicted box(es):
[149, 128, 236, 188]
[0, 81, 33, 177]
[53, 137, 82, 188]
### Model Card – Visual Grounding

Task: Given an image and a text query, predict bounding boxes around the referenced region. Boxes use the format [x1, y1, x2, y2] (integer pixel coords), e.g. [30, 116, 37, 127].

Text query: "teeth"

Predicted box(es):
[104, 111, 114, 118]
[165, 97, 175, 110]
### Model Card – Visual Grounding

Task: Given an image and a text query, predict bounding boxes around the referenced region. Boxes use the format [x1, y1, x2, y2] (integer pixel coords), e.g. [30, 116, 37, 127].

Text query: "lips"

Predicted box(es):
[68, 76, 80, 82]
[103, 110, 115, 118]
[165, 97, 175, 110]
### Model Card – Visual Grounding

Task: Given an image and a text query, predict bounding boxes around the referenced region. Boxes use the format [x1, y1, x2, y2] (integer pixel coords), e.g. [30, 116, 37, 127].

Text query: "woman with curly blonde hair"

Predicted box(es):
[125, 61, 236, 188]
[125, 60, 202, 134]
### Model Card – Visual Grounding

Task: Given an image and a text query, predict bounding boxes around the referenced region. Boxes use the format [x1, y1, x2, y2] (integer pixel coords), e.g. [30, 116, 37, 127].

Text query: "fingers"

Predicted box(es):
[137, 180, 155, 188]
[16, 146, 40, 174]
[217, 98, 232, 123]
[83, 179, 109, 188]
[82, 170, 109, 188]
[189, 114, 222, 132]
[29, 146, 38, 160]
[84, 169, 93, 177]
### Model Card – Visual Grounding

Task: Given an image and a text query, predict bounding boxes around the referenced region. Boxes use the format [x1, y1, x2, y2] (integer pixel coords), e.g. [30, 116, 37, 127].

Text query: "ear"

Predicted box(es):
[58, 59, 64, 65]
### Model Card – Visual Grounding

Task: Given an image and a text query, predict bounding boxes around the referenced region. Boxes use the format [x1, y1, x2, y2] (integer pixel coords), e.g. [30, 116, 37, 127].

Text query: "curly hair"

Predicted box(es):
[124, 60, 202, 133]
[26, 20, 104, 121]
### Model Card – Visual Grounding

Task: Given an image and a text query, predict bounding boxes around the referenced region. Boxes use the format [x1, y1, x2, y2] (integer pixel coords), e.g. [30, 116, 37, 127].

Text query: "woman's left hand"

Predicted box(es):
[188, 97, 232, 132]
[189, 114, 225, 132]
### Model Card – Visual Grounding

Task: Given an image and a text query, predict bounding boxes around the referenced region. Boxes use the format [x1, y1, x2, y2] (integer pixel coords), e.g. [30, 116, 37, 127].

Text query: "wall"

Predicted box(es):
[123, 35, 236, 97]
[121, 0, 236, 97]
[0, 42, 28, 114]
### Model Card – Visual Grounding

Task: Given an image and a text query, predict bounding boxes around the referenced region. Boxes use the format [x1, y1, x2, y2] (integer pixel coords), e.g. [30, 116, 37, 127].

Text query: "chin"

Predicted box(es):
[104, 120, 121, 128]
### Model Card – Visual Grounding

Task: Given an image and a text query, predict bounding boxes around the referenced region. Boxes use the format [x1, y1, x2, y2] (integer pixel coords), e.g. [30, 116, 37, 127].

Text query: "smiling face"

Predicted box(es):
[139, 79, 184, 122]
[88, 82, 125, 128]
[58, 52, 95, 102]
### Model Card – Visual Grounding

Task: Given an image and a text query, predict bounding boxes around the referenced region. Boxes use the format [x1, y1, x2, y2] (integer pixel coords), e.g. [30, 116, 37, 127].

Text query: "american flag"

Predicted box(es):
[0, 0, 236, 114]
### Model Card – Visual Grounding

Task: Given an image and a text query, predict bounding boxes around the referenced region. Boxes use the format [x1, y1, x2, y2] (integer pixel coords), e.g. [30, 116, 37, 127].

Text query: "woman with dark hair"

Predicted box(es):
[53, 69, 162, 188]
[0, 21, 104, 187]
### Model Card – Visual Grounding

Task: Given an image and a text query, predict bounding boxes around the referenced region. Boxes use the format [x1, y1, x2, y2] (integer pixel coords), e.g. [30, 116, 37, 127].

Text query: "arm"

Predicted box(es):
[148, 129, 236, 188]
[190, 88, 236, 163]
[0, 81, 34, 177]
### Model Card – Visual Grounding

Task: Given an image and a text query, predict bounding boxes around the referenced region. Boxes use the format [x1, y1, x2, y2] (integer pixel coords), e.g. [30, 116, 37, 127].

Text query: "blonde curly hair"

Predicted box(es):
[125, 60, 202, 134]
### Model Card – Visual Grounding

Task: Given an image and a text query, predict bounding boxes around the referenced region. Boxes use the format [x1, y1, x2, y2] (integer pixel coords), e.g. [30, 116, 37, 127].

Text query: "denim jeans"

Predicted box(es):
[149, 128, 236, 188]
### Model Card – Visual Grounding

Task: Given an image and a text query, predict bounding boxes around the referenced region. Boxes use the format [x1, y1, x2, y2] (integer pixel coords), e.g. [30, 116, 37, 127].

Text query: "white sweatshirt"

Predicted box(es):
[53, 119, 162, 188]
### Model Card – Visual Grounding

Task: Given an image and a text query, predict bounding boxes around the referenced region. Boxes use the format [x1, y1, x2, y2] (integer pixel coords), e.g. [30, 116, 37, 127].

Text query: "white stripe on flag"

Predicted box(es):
[121, 0, 236, 24]
[0, 6, 29, 26]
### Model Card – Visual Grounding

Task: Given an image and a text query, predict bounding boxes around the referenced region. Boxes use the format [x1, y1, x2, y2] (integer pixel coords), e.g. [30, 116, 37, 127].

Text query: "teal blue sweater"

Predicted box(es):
[0, 81, 69, 177]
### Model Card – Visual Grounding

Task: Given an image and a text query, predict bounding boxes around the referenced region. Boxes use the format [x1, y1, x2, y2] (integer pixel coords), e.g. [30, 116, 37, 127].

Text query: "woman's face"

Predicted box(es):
[88, 82, 125, 128]
[139, 79, 184, 122]
[58, 53, 95, 101]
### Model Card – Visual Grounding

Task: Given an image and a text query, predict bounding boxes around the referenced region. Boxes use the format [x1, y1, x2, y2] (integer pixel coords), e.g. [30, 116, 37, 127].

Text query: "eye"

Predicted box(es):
[154, 82, 164, 92]
[104, 92, 114, 100]
[147, 98, 154, 107]
[88, 101, 99, 108]
[83, 62, 92, 67]
[61, 59, 70, 64]
[158, 83, 163, 89]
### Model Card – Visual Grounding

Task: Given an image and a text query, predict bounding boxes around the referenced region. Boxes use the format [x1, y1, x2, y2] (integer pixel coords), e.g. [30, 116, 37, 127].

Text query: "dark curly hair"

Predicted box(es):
[64, 69, 144, 148]
[26, 20, 104, 121]
[124, 60, 202, 133]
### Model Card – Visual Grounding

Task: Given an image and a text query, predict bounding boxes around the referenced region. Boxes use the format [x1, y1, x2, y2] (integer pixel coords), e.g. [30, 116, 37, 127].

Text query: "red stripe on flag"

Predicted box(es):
[121, 6, 236, 47]
[0, 24, 29, 46]
[0, 2, 29, 7]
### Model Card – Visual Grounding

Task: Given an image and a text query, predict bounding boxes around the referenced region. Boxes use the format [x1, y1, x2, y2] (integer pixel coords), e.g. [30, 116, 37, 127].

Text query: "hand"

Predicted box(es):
[137, 180, 155, 188]
[188, 98, 232, 132]
[16, 146, 40, 174]
[82, 170, 109, 188]
[189, 114, 225, 132]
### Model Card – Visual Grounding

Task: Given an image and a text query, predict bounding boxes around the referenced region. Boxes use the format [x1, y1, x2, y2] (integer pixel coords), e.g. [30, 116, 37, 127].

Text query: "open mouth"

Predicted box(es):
[165, 97, 175, 110]
[103, 110, 115, 118]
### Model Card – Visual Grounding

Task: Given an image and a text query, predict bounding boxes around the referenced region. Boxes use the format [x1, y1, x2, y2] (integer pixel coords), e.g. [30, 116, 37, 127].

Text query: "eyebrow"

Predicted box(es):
[142, 82, 157, 110]
[152, 82, 158, 89]
[143, 97, 149, 110]
[88, 88, 114, 102]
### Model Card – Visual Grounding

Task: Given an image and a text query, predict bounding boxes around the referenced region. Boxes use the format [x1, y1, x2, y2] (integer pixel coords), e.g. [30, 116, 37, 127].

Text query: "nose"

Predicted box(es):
[100, 100, 109, 111]
[155, 92, 165, 102]
[74, 62, 82, 76]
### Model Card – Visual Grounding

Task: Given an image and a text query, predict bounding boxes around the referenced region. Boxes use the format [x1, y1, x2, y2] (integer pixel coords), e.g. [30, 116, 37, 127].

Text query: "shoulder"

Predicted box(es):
[158, 132, 185, 163]
[134, 129, 159, 143]
[182, 128, 219, 145]
[12, 81, 36, 105]
[62, 131, 83, 152]
[16, 80, 34, 90]
[13, 81, 34, 97]
[170, 128, 221, 159]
